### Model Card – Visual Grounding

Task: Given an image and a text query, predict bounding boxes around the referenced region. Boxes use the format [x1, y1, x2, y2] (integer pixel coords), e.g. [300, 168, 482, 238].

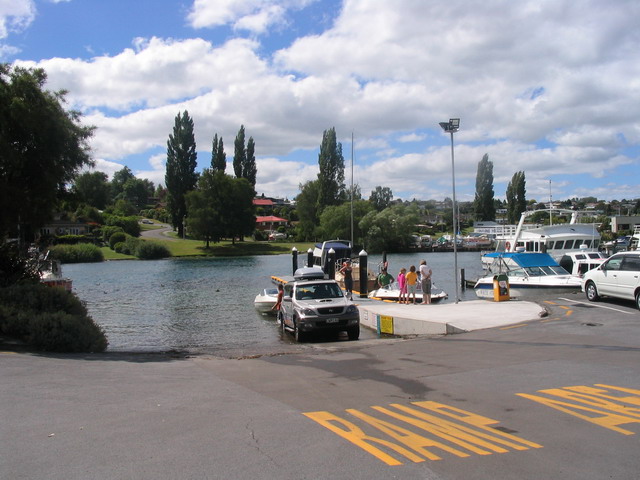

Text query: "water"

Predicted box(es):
[64, 251, 485, 354]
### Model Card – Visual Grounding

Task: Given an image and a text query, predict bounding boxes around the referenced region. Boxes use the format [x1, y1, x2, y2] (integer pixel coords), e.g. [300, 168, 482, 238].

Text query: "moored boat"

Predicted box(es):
[475, 252, 582, 298]
[368, 282, 448, 304]
[254, 287, 279, 314]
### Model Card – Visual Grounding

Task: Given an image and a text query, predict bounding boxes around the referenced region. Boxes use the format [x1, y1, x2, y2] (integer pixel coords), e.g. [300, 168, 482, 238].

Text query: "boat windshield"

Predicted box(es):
[524, 265, 569, 276]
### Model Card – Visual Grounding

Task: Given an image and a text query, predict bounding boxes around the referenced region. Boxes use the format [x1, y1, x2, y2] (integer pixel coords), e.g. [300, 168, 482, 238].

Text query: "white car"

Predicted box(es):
[582, 251, 640, 309]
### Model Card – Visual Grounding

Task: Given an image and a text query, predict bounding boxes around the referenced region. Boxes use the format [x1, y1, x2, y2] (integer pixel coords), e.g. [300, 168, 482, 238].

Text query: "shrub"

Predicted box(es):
[104, 214, 140, 237]
[55, 234, 91, 245]
[49, 243, 104, 263]
[0, 283, 108, 352]
[0, 242, 40, 287]
[124, 236, 141, 255]
[109, 231, 127, 249]
[101, 225, 124, 243]
[136, 241, 171, 260]
[113, 242, 126, 254]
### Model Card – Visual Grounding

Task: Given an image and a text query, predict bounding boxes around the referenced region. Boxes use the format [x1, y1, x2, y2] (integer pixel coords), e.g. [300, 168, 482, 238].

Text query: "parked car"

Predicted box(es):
[268, 232, 287, 241]
[280, 267, 360, 342]
[582, 251, 640, 309]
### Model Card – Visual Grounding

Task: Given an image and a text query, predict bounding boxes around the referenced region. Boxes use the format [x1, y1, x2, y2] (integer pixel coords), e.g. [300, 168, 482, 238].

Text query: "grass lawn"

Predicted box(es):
[100, 239, 315, 259]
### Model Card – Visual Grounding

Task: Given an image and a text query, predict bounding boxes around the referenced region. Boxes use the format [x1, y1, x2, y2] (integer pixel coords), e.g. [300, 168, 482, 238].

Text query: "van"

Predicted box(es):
[582, 251, 640, 309]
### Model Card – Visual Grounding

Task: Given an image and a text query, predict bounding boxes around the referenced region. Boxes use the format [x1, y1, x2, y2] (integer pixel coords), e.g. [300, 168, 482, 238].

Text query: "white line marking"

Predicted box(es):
[558, 298, 637, 315]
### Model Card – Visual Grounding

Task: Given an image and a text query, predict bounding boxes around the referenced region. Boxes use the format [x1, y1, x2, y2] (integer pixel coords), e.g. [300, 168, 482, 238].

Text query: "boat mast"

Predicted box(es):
[549, 180, 552, 226]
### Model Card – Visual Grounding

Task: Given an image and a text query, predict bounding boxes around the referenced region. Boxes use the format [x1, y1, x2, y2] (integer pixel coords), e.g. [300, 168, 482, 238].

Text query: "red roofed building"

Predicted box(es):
[256, 215, 288, 231]
[253, 198, 274, 208]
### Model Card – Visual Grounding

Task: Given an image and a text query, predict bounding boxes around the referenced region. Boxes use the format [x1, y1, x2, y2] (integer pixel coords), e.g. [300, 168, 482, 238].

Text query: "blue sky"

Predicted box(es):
[2, 0, 639, 203]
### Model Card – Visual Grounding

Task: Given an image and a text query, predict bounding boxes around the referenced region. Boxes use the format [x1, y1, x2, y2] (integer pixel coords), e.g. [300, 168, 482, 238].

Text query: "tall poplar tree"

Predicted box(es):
[165, 110, 198, 237]
[473, 153, 496, 221]
[211, 133, 226, 172]
[317, 127, 345, 211]
[506, 171, 527, 224]
[232, 125, 257, 187]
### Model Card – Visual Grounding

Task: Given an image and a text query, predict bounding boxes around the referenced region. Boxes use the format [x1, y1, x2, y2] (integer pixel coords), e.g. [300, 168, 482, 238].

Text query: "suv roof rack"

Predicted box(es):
[293, 266, 326, 280]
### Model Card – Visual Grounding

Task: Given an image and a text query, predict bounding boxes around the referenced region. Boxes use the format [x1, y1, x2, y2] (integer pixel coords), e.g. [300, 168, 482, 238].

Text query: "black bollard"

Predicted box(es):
[359, 249, 368, 298]
[307, 248, 313, 267]
[460, 268, 466, 290]
[292, 247, 298, 275]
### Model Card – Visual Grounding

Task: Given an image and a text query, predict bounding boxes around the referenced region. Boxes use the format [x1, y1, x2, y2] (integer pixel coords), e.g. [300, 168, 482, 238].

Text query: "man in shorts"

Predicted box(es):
[419, 259, 432, 304]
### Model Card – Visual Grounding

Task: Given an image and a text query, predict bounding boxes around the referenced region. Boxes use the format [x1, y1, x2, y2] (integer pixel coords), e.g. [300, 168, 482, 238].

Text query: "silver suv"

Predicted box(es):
[281, 267, 360, 342]
[582, 251, 640, 309]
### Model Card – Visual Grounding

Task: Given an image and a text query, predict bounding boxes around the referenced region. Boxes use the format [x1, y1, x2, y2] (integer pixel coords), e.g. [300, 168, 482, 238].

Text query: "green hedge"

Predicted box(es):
[136, 241, 171, 260]
[49, 243, 104, 263]
[109, 231, 127, 249]
[0, 283, 108, 352]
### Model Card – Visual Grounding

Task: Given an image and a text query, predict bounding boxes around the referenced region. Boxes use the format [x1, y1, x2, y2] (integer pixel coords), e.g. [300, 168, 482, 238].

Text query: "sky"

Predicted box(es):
[2, 0, 639, 203]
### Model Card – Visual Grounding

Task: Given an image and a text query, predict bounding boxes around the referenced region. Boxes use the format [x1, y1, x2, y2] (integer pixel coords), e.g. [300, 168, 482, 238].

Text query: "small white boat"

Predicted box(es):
[558, 250, 607, 277]
[475, 252, 582, 298]
[368, 282, 448, 304]
[39, 256, 73, 292]
[254, 287, 279, 314]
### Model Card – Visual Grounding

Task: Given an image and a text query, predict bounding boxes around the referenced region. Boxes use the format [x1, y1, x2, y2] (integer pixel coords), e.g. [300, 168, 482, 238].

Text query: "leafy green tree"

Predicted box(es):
[0, 64, 94, 240]
[211, 133, 226, 172]
[294, 180, 321, 241]
[245, 136, 257, 187]
[111, 166, 135, 201]
[186, 170, 255, 246]
[121, 178, 150, 211]
[73, 171, 110, 210]
[369, 186, 393, 211]
[165, 111, 199, 238]
[319, 200, 373, 245]
[473, 153, 495, 221]
[506, 171, 526, 224]
[359, 203, 421, 253]
[317, 127, 345, 211]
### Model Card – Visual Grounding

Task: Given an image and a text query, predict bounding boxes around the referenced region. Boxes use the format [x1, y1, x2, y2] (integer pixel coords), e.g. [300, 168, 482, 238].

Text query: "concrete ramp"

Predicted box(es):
[356, 299, 544, 336]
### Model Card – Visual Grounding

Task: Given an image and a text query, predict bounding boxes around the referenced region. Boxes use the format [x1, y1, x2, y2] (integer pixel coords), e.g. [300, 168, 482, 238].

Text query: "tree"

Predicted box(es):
[369, 186, 393, 211]
[0, 64, 94, 240]
[294, 180, 321, 241]
[111, 166, 135, 201]
[211, 133, 226, 172]
[165, 111, 198, 237]
[359, 203, 421, 253]
[473, 153, 495, 221]
[121, 177, 150, 211]
[232, 125, 257, 187]
[186, 170, 255, 246]
[319, 200, 373, 245]
[506, 171, 526, 224]
[73, 171, 110, 210]
[317, 127, 345, 211]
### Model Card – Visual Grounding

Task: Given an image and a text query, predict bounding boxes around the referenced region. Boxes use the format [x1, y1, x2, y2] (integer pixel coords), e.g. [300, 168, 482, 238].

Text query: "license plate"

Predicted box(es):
[325, 318, 339, 323]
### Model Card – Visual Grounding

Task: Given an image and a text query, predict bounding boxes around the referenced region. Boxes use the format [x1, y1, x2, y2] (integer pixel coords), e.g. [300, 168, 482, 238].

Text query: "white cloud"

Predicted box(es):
[0, 0, 35, 38]
[12, 0, 640, 202]
[188, 0, 314, 33]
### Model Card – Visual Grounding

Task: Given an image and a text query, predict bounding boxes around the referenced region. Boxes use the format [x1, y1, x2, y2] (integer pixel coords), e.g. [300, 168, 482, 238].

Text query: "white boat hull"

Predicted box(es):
[254, 288, 278, 314]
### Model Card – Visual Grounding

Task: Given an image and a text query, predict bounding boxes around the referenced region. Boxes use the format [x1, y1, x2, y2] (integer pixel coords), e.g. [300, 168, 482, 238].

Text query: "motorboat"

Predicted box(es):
[474, 252, 582, 298]
[311, 239, 378, 293]
[558, 250, 607, 277]
[254, 287, 279, 314]
[481, 208, 601, 267]
[39, 254, 73, 292]
[368, 282, 448, 304]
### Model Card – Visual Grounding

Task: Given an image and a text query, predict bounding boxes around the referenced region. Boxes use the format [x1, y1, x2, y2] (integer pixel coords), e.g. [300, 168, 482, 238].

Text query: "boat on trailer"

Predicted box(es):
[254, 287, 279, 314]
[475, 252, 582, 298]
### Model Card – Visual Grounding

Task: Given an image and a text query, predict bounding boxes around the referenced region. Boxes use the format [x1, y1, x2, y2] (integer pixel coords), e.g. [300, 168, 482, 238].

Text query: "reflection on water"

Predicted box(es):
[64, 251, 485, 353]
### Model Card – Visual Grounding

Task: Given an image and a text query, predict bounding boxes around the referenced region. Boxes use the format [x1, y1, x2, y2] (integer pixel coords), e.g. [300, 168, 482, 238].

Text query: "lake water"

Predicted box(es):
[64, 251, 485, 355]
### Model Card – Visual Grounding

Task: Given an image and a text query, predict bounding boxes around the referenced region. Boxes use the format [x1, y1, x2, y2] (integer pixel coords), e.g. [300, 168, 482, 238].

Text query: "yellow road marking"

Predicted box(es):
[500, 324, 527, 330]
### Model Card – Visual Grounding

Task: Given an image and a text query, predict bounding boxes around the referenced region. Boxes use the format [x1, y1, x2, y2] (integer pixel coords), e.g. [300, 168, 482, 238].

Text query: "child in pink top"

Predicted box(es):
[397, 268, 408, 304]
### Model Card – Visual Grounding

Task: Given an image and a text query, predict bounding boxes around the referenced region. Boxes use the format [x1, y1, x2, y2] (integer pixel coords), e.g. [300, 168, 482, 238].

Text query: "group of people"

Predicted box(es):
[377, 259, 433, 305]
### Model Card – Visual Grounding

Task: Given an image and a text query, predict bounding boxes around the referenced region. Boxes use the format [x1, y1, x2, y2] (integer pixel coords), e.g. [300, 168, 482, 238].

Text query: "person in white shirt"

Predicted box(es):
[418, 259, 432, 304]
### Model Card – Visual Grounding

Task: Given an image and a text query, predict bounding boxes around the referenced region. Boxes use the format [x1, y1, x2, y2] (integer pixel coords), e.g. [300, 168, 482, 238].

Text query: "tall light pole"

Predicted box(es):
[439, 118, 460, 303]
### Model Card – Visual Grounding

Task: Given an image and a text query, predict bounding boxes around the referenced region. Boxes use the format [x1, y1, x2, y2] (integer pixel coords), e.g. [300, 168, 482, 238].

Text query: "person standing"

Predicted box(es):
[272, 284, 284, 321]
[397, 267, 408, 304]
[405, 265, 418, 304]
[419, 259, 432, 304]
[377, 268, 394, 289]
[339, 259, 354, 299]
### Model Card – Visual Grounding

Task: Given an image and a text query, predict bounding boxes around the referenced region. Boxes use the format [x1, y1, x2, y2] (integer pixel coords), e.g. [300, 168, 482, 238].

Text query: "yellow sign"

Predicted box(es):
[379, 315, 394, 334]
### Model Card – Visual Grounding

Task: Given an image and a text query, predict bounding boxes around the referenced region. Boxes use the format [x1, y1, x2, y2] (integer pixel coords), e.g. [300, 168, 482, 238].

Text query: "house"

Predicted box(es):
[40, 214, 89, 236]
[255, 215, 288, 232]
